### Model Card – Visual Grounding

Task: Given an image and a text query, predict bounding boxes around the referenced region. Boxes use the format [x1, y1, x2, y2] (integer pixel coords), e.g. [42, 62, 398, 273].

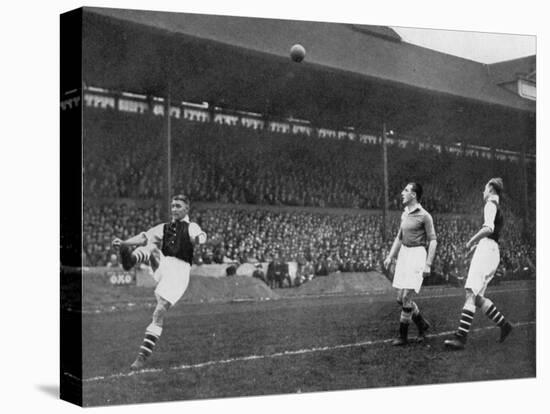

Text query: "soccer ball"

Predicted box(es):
[290, 44, 306, 62]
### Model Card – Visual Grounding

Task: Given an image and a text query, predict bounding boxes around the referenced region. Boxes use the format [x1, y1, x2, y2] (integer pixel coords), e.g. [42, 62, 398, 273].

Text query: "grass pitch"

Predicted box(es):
[76, 280, 535, 406]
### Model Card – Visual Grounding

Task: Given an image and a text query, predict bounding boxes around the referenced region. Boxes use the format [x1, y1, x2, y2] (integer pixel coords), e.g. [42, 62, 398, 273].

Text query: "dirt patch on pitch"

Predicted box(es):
[183, 275, 279, 303]
[283, 272, 392, 297]
[77, 269, 391, 312]
[79, 272, 278, 311]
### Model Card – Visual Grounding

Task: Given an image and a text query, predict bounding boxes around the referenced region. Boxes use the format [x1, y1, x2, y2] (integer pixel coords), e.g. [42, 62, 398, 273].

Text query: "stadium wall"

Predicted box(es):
[83, 262, 296, 287]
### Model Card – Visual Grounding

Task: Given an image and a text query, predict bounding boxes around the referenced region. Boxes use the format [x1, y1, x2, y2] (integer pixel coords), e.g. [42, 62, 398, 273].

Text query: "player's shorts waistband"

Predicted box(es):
[479, 237, 498, 246]
[165, 254, 192, 265]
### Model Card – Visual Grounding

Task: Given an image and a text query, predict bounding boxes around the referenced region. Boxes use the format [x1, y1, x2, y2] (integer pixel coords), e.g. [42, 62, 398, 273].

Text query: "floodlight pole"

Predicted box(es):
[382, 123, 389, 242]
[164, 85, 173, 221]
[520, 139, 529, 239]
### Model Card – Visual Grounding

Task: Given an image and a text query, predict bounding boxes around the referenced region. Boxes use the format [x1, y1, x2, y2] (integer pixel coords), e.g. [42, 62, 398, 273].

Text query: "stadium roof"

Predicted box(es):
[86, 7, 534, 113]
[488, 55, 536, 84]
[75, 7, 535, 151]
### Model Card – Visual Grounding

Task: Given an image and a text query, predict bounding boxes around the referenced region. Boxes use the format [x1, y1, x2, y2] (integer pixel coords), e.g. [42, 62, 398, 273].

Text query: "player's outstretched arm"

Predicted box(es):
[189, 222, 207, 245]
[112, 233, 147, 248]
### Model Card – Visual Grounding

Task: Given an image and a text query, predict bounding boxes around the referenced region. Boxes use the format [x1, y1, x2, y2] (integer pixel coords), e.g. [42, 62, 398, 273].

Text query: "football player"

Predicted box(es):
[384, 183, 437, 345]
[112, 194, 207, 369]
[444, 178, 512, 350]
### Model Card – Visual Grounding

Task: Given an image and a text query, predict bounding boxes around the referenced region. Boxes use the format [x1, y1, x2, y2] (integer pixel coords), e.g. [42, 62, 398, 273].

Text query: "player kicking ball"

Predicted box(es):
[444, 178, 513, 350]
[384, 183, 437, 346]
[112, 194, 207, 369]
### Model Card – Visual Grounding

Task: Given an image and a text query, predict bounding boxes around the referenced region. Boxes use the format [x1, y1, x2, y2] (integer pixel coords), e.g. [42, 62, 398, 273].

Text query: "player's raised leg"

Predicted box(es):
[120, 245, 154, 271]
[112, 235, 155, 271]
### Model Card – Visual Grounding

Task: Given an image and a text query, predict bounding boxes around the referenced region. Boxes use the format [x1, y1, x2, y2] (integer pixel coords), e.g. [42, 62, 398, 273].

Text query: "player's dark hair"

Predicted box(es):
[487, 178, 503, 196]
[172, 194, 190, 205]
[408, 182, 423, 201]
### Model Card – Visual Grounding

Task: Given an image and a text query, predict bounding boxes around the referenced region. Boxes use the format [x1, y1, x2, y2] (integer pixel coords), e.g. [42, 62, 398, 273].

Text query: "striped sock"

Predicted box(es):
[138, 323, 162, 360]
[400, 306, 413, 324]
[480, 298, 508, 327]
[410, 301, 429, 334]
[411, 301, 420, 316]
[456, 304, 476, 340]
[133, 248, 151, 265]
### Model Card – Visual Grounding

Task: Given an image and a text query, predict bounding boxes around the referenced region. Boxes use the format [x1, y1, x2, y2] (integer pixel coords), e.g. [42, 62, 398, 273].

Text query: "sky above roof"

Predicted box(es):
[392, 26, 536, 64]
[77, 1, 538, 66]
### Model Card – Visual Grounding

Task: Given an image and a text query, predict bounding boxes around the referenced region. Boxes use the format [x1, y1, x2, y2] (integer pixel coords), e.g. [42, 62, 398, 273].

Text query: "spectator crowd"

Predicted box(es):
[83, 203, 536, 284]
[80, 108, 536, 284]
[83, 109, 535, 217]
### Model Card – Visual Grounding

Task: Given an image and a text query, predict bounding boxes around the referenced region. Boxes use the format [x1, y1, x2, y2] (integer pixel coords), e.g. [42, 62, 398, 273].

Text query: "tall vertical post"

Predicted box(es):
[382, 123, 389, 241]
[164, 87, 172, 221]
[520, 139, 529, 239]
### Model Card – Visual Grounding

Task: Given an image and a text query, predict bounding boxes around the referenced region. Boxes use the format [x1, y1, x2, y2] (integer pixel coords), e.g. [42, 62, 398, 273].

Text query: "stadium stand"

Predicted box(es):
[83, 203, 535, 284]
[82, 104, 535, 284]
[83, 108, 535, 216]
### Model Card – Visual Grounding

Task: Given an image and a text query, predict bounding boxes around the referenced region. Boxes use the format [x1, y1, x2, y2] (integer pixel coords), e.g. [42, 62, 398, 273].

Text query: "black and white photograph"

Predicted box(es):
[6, 1, 547, 413]
[59, 3, 540, 408]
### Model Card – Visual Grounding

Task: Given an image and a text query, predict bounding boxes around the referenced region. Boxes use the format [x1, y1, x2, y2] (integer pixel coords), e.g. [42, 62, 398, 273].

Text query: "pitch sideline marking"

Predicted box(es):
[76, 320, 535, 383]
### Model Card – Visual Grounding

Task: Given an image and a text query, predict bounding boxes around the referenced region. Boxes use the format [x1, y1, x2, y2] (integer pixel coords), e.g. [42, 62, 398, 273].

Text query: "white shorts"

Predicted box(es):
[465, 238, 500, 296]
[153, 255, 191, 305]
[392, 245, 427, 293]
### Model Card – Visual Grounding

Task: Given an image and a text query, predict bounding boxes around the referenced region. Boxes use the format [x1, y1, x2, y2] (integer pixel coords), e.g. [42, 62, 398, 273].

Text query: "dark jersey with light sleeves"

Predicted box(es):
[161, 221, 194, 264]
[398, 205, 437, 247]
[485, 197, 504, 243]
[142, 216, 207, 265]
